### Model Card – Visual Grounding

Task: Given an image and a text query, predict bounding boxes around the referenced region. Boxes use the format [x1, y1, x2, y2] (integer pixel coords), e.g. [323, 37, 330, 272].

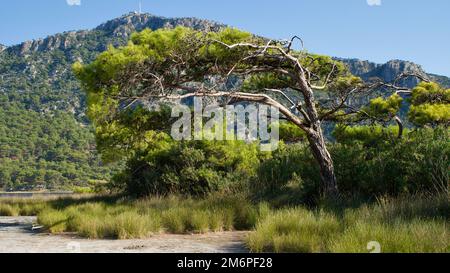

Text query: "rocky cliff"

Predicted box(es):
[339, 58, 449, 88]
[7, 13, 225, 57]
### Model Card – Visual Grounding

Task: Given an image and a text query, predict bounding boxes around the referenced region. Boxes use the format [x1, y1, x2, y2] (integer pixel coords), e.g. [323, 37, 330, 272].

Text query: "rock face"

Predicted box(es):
[339, 58, 449, 88]
[9, 31, 90, 56]
[96, 12, 225, 39]
[7, 13, 225, 57]
[0, 12, 228, 121]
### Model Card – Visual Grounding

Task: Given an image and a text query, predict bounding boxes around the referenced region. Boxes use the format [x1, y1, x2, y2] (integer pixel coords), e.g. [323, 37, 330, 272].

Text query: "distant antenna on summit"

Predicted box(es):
[139, 1, 142, 14]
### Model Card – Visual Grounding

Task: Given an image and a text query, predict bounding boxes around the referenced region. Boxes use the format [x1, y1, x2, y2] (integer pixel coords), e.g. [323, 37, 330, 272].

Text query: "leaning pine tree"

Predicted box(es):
[74, 27, 438, 197]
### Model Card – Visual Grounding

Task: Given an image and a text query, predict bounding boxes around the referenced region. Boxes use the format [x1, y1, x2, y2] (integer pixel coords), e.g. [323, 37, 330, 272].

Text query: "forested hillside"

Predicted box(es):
[0, 13, 224, 190]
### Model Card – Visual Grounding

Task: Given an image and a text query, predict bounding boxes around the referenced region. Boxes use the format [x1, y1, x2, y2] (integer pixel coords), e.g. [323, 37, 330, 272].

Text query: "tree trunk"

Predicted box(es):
[296, 79, 339, 198]
[306, 128, 339, 198]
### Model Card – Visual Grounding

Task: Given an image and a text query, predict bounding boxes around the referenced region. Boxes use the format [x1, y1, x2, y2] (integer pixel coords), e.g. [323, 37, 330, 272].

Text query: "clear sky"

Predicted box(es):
[1, 0, 449, 76]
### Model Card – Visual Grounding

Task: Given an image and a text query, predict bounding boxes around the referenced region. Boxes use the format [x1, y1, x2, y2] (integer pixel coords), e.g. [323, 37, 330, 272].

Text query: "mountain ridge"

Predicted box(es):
[338, 58, 449, 88]
[2, 12, 448, 89]
[5, 13, 225, 57]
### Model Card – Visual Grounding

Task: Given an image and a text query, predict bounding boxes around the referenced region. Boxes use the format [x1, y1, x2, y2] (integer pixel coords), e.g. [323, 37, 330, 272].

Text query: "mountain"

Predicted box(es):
[0, 12, 447, 190]
[339, 58, 450, 88]
[0, 13, 225, 117]
[8, 13, 224, 57]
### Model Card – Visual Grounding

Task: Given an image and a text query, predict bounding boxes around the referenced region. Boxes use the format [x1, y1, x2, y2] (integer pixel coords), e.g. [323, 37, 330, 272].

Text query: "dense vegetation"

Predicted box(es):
[0, 13, 227, 191]
[105, 124, 448, 203]
[0, 92, 118, 191]
[0, 32, 123, 191]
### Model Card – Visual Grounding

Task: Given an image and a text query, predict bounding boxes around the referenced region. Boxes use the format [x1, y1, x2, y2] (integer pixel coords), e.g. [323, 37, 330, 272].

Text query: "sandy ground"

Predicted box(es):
[0, 217, 249, 253]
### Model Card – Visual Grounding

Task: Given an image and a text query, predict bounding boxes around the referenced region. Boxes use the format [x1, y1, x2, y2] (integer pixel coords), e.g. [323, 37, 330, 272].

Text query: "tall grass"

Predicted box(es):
[2, 194, 448, 253]
[32, 194, 265, 239]
[247, 208, 341, 253]
[247, 195, 449, 253]
[0, 204, 19, 216]
[0, 199, 49, 216]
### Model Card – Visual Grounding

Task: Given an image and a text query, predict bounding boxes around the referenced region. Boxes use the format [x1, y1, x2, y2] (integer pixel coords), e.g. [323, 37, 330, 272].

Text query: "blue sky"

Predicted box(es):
[1, 0, 449, 76]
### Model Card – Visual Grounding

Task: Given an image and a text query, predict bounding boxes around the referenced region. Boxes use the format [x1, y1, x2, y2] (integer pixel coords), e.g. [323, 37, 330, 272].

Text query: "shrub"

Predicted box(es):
[255, 127, 449, 202]
[118, 140, 262, 197]
[186, 211, 210, 233]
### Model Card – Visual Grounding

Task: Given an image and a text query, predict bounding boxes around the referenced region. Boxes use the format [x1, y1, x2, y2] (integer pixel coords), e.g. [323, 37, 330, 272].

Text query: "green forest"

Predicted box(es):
[0, 30, 126, 191]
[0, 92, 116, 191]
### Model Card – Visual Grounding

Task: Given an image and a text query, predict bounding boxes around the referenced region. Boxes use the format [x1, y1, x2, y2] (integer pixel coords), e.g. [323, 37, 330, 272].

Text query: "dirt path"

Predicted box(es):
[0, 217, 249, 253]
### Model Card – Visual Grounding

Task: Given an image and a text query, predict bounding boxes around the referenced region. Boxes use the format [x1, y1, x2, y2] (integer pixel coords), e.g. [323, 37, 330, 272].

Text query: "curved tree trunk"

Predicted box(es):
[296, 79, 339, 198]
[306, 129, 339, 197]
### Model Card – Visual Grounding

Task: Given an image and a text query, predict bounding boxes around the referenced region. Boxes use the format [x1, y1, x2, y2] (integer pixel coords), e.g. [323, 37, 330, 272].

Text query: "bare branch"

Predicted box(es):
[116, 89, 311, 133]
[285, 35, 304, 53]
[319, 87, 358, 121]
[264, 88, 296, 107]
[365, 72, 431, 95]
[310, 62, 337, 90]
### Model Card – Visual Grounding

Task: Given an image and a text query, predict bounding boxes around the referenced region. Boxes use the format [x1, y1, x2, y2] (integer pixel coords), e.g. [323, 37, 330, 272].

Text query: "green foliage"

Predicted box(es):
[0, 199, 49, 216]
[408, 82, 450, 126]
[0, 29, 128, 191]
[255, 128, 448, 202]
[301, 55, 350, 87]
[408, 103, 450, 126]
[328, 75, 363, 93]
[94, 105, 175, 163]
[277, 122, 308, 143]
[0, 97, 117, 191]
[255, 143, 321, 205]
[4, 193, 447, 253]
[332, 127, 449, 197]
[333, 125, 404, 145]
[202, 28, 253, 63]
[116, 139, 263, 197]
[410, 82, 450, 105]
[242, 73, 292, 92]
[0, 204, 19, 216]
[362, 94, 403, 120]
[248, 208, 340, 253]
